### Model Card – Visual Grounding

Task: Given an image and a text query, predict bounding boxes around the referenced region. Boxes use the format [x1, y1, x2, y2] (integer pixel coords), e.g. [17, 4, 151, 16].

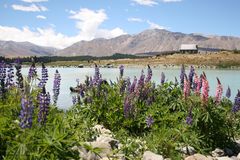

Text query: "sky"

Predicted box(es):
[0, 0, 240, 49]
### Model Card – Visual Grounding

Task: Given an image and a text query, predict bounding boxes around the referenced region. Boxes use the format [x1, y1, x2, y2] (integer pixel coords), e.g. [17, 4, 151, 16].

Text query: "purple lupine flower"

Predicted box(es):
[184, 74, 190, 99]
[137, 70, 145, 89]
[161, 72, 165, 85]
[129, 76, 137, 93]
[28, 62, 37, 82]
[145, 65, 152, 83]
[15, 60, 24, 89]
[0, 61, 6, 81]
[93, 64, 100, 85]
[232, 90, 240, 113]
[19, 96, 34, 129]
[38, 86, 51, 125]
[180, 64, 185, 90]
[0, 61, 6, 97]
[146, 116, 154, 128]
[119, 65, 124, 78]
[52, 70, 61, 104]
[78, 84, 85, 98]
[188, 66, 195, 88]
[186, 107, 193, 125]
[6, 64, 14, 88]
[226, 86, 231, 98]
[72, 96, 77, 105]
[126, 77, 131, 93]
[38, 63, 48, 88]
[123, 97, 132, 118]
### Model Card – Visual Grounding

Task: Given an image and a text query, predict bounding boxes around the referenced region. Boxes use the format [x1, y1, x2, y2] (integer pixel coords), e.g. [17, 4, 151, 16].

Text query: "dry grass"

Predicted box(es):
[46, 51, 240, 69]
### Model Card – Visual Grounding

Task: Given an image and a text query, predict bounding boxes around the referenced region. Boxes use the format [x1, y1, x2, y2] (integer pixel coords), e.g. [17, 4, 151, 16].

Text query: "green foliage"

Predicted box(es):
[1, 65, 240, 159]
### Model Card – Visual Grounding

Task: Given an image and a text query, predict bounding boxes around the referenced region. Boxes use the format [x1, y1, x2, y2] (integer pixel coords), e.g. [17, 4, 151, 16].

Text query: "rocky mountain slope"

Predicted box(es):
[0, 40, 57, 57]
[57, 29, 240, 57]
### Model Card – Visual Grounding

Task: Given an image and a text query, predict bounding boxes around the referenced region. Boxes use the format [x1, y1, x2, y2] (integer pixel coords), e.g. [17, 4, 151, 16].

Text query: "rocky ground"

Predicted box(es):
[72, 125, 240, 160]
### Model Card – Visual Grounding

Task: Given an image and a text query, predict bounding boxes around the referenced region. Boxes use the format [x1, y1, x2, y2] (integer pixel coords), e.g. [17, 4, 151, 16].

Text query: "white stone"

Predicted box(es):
[143, 151, 164, 160]
[181, 146, 196, 155]
[216, 157, 232, 160]
[212, 148, 225, 157]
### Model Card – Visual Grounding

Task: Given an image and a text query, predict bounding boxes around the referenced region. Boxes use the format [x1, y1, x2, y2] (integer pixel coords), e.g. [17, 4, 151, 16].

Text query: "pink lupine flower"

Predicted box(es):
[201, 72, 209, 104]
[215, 78, 223, 104]
[194, 73, 201, 95]
[184, 74, 190, 99]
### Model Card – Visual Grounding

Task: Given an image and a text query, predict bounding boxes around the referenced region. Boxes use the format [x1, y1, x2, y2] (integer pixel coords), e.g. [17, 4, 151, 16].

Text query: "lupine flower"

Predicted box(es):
[38, 63, 48, 88]
[226, 86, 231, 98]
[6, 64, 14, 88]
[146, 116, 154, 128]
[215, 78, 223, 104]
[123, 97, 132, 118]
[72, 96, 77, 105]
[79, 84, 85, 98]
[0, 61, 6, 97]
[93, 64, 101, 85]
[15, 59, 24, 89]
[137, 70, 145, 91]
[145, 65, 152, 83]
[53, 70, 61, 104]
[38, 86, 51, 125]
[232, 90, 240, 113]
[188, 66, 195, 88]
[0, 61, 6, 81]
[186, 107, 193, 125]
[126, 77, 131, 93]
[201, 72, 209, 104]
[161, 72, 165, 85]
[129, 76, 137, 93]
[180, 64, 185, 89]
[193, 73, 201, 95]
[19, 96, 34, 129]
[184, 74, 190, 99]
[119, 65, 124, 78]
[28, 62, 37, 82]
[119, 79, 127, 94]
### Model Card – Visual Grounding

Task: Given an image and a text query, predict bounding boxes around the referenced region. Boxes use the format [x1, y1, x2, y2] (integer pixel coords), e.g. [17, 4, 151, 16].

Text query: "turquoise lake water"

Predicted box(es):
[22, 67, 240, 109]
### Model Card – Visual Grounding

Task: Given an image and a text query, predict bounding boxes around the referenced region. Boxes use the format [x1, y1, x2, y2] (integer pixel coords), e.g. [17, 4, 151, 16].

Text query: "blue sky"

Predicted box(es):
[0, 0, 239, 48]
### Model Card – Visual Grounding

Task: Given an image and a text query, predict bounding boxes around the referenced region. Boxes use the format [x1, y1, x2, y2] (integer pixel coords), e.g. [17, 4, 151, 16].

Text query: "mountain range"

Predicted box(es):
[1, 29, 240, 57]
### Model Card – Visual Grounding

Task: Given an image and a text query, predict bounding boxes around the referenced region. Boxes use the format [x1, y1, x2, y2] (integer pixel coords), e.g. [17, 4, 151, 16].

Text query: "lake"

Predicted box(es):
[21, 67, 240, 109]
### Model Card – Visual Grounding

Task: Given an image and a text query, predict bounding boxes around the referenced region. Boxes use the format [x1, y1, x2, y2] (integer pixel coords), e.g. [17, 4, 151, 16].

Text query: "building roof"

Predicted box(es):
[180, 44, 198, 50]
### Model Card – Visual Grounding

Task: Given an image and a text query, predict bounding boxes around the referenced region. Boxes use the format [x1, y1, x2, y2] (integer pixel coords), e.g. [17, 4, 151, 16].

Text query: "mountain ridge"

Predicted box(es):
[1, 29, 240, 57]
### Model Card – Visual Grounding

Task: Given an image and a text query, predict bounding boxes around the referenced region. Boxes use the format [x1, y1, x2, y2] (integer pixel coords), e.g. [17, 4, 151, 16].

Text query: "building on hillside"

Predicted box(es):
[180, 44, 198, 53]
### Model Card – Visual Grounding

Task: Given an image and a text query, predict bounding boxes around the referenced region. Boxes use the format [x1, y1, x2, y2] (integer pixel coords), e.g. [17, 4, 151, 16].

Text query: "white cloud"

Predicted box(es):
[69, 8, 126, 40]
[36, 15, 46, 19]
[127, 17, 143, 22]
[22, 0, 48, 2]
[162, 0, 182, 2]
[132, 0, 158, 6]
[12, 4, 47, 12]
[0, 8, 126, 49]
[147, 20, 166, 29]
